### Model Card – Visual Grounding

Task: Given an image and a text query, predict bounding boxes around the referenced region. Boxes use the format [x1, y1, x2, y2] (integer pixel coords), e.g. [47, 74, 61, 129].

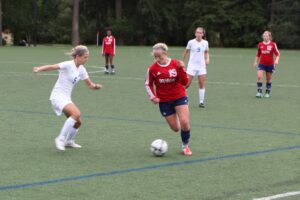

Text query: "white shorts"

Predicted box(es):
[187, 66, 207, 76]
[50, 98, 72, 116]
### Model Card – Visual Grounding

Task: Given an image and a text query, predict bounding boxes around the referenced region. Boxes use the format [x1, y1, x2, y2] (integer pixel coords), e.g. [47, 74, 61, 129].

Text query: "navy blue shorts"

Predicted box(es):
[159, 96, 188, 117]
[257, 64, 275, 73]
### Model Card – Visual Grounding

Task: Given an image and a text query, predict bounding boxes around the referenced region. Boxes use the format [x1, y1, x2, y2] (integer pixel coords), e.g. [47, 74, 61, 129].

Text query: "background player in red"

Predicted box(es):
[145, 43, 192, 156]
[253, 31, 280, 98]
[102, 28, 116, 74]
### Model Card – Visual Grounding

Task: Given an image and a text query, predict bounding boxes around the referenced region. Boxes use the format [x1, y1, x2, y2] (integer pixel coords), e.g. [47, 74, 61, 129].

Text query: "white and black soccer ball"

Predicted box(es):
[150, 139, 168, 156]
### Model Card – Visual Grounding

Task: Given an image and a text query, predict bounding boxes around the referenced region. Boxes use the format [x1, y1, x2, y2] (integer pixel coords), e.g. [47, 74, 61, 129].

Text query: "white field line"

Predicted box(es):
[1, 71, 300, 88]
[253, 191, 300, 200]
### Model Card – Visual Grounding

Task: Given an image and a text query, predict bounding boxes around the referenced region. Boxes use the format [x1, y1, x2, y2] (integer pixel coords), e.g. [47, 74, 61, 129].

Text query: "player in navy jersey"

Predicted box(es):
[145, 43, 192, 155]
[253, 31, 280, 98]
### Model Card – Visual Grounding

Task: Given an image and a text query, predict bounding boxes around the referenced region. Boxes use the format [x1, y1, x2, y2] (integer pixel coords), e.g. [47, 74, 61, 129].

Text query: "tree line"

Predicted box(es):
[1, 0, 299, 48]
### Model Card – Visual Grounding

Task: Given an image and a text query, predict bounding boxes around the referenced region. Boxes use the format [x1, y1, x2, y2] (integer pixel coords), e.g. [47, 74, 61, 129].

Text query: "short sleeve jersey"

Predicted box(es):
[50, 60, 89, 100]
[256, 41, 280, 66]
[186, 39, 209, 68]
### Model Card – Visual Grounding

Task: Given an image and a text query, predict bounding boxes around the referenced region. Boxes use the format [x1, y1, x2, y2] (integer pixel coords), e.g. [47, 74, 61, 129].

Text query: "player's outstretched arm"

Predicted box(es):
[33, 64, 60, 73]
[84, 78, 102, 90]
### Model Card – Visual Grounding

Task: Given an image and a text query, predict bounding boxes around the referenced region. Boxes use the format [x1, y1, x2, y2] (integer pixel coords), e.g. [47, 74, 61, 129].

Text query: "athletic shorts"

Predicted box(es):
[50, 98, 72, 116]
[105, 53, 114, 57]
[187, 65, 207, 76]
[159, 96, 189, 117]
[257, 64, 275, 73]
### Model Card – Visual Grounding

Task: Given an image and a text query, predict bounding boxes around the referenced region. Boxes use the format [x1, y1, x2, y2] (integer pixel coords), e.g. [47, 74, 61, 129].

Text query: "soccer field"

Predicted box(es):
[0, 45, 299, 200]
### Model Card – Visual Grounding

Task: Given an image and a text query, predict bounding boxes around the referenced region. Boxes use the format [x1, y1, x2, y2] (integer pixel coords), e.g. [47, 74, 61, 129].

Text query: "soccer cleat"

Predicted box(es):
[55, 137, 65, 151]
[104, 69, 109, 74]
[199, 103, 205, 108]
[256, 92, 263, 98]
[182, 146, 192, 156]
[264, 93, 270, 98]
[65, 140, 82, 148]
[110, 69, 115, 75]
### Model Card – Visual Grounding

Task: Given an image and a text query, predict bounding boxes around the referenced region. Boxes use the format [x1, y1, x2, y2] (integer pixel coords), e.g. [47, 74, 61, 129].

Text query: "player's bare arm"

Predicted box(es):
[205, 51, 210, 65]
[182, 49, 189, 62]
[33, 64, 60, 73]
[178, 60, 185, 68]
[274, 56, 280, 65]
[84, 78, 102, 90]
[253, 57, 260, 68]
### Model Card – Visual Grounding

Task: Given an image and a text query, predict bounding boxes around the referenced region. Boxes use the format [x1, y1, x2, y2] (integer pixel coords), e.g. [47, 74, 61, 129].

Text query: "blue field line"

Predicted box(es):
[0, 144, 300, 191]
[0, 108, 299, 137]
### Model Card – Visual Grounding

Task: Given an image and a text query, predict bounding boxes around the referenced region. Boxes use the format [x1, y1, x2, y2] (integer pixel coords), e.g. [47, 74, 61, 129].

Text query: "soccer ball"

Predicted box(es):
[150, 139, 168, 156]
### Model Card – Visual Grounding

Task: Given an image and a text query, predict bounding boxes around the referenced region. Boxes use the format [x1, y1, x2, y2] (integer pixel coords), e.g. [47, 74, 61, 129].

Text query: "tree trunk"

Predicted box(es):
[115, 0, 123, 45]
[0, 0, 2, 46]
[72, 0, 80, 46]
[33, 0, 38, 46]
[115, 0, 122, 20]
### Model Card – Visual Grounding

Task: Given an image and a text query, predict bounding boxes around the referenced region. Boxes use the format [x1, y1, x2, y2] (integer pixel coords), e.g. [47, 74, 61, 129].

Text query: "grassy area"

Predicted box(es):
[0, 45, 299, 200]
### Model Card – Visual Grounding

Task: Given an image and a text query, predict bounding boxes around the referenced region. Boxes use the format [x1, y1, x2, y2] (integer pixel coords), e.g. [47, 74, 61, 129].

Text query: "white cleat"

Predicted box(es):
[65, 140, 82, 148]
[55, 137, 66, 151]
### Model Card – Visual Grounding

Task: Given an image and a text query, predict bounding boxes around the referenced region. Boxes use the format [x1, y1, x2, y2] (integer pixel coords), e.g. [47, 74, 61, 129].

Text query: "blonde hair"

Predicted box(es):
[152, 43, 168, 53]
[262, 31, 272, 40]
[71, 45, 89, 58]
[195, 27, 206, 38]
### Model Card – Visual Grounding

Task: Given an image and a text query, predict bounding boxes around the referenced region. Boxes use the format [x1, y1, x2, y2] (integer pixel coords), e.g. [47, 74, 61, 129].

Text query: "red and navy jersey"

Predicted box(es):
[102, 36, 116, 55]
[145, 59, 188, 102]
[256, 41, 280, 66]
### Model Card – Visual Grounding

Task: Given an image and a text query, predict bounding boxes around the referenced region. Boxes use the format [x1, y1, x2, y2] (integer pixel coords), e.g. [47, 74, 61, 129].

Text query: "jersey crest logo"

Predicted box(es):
[267, 46, 272, 51]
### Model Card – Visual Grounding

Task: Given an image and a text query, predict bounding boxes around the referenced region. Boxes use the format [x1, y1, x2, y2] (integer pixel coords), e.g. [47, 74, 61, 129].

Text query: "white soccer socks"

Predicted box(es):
[65, 128, 82, 148]
[55, 117, 77, 151]
[199, 88, 205, 104]
[57, 117, 76, 141]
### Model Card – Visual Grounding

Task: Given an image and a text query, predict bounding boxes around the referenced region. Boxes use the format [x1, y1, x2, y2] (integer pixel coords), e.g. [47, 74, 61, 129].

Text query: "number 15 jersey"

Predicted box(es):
[145, 59, 188, 102]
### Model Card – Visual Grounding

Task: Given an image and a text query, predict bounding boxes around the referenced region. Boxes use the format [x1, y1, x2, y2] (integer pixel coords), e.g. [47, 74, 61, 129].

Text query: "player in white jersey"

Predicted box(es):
[183, 27, 210, 108]
[33, 45, 102, 151]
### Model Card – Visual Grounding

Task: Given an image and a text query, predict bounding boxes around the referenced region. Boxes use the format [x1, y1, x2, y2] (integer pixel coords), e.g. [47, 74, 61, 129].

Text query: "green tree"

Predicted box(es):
[269, 0, 300, 48]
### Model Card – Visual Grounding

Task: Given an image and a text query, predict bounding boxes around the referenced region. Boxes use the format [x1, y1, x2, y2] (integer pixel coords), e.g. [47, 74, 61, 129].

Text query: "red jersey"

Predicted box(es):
[256, 41, 280, 66]
[145, 59, 188, 102]
[102, 36, 116, 55]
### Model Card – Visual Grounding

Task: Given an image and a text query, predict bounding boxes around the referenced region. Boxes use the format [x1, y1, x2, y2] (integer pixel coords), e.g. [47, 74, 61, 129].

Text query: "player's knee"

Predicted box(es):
[199, 84, 205, 89]
[71, 112, 81, 122]
[171, 125, 180, 132]
[181, 120, 190, 131]
[74, 119, 81, 129]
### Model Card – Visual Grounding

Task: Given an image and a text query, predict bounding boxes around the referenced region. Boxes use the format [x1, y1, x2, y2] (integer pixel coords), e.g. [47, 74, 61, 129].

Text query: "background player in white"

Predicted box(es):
[183, 27, 210, 108]
[33, 45, 102, 151]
